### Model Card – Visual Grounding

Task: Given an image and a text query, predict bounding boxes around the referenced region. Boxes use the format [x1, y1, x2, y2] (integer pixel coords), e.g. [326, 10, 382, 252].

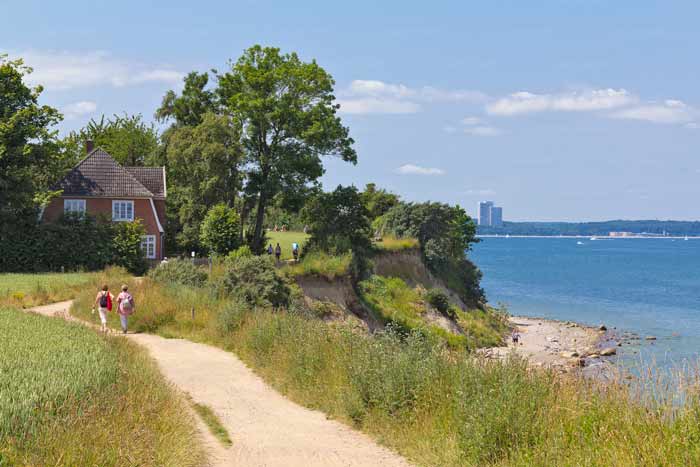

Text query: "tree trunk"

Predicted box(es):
[252, 190, 267, 253]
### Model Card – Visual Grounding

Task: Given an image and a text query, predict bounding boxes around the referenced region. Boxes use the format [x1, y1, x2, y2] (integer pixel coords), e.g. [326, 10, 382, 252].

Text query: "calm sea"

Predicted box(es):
[470, 237, 700, 370]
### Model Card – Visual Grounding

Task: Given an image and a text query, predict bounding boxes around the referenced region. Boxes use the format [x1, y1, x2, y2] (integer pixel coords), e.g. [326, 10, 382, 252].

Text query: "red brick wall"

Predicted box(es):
[43, 197, 165, 260]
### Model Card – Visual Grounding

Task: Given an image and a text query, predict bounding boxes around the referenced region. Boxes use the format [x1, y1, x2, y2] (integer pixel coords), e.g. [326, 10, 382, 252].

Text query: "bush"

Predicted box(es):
[425, 288, 450, 314]
[221, 255, 290, 307]
[112, 220, 149, 275]
[148, 259, 207, 287]
[226, 245, 253, 262]
[200, 204, 241, 256]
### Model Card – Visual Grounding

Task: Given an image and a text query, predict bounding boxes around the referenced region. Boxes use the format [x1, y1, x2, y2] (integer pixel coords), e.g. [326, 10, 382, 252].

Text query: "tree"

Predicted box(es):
[200, 204, 242, 255]
[0, 55, 62, 222]
[302, 185, 372, 255]
[361, 183, 399, 221]
[112, 220, 149, 275]
[165, 112, 243, 252]
[156, 71, 217, 127]
[217, 45, 357, 252]
[63, 114, 159, 166]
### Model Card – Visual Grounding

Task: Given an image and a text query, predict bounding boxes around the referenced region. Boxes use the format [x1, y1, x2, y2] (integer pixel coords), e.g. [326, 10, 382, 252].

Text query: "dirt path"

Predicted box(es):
[29, 301, 412, 467]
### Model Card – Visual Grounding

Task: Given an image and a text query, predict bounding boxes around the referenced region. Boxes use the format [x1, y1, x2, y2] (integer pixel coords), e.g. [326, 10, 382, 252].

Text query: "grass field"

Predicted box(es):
[264, 231, 309, 260]
[69, 267, 700, 467]
[0, 308, 206, 466]
[0, 271, 97, 308]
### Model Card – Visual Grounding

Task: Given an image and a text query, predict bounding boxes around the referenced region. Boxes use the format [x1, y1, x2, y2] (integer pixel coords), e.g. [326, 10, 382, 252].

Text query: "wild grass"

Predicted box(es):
[0, 308, 206, 466]
[192, 401, 233, 447]
[285, 250, 353, 280]
[0, 271, 98, 308]
[373, 236, 419, 251]
[72, 268, 700, 467]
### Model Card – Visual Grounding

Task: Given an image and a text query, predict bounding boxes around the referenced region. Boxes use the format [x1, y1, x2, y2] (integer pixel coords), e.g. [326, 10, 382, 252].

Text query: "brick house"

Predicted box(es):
[42, 143, 167, 260]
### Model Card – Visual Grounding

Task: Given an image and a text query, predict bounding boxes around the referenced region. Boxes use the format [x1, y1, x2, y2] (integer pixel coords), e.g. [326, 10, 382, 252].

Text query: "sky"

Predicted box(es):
[2, 0, 699, 221]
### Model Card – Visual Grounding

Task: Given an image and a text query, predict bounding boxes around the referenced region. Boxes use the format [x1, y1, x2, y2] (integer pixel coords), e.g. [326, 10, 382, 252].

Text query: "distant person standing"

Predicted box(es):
[275, 243, 282, 262]
[116, 285, 135, 334]
[93, 285, 113, 333]
[511, 329, 520, 346]
[292, 242, 299, 262]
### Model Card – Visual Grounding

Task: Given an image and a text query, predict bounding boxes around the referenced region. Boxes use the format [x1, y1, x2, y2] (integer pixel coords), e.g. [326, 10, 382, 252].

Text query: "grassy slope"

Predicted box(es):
[0, 308, 206, 466]
[0, 271, 98, 308]
[69, 269, 700, 467]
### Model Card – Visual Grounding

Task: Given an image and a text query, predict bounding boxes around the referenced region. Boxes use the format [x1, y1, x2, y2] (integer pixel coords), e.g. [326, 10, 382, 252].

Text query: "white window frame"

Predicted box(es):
[112, 200, 134, 221]
[140, 235, 156, 259]
[63, 199, 86, 215]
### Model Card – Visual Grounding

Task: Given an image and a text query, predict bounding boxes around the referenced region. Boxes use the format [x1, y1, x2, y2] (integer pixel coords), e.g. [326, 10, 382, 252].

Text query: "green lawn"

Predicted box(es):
[0, 272, 98, 308]
[264, 231, 309, 260]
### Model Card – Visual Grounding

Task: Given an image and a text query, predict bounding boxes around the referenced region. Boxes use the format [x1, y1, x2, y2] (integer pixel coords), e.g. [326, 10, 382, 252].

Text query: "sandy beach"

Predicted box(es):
[482, 316, 616, 375]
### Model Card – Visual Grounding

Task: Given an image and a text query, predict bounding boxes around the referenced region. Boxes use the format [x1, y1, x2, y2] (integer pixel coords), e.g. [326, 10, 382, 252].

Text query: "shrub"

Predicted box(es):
[148, 259, 207, 287]
[112, 220, 149, 275]
[200, 204, 241, 256]
[226, 245, 253, 262]
[425, 288, 450, 314]
[221, 255, 290, 307]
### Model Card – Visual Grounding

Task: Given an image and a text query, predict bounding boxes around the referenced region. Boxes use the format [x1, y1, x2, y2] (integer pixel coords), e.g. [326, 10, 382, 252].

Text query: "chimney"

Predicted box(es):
[85, 139, 94, 155]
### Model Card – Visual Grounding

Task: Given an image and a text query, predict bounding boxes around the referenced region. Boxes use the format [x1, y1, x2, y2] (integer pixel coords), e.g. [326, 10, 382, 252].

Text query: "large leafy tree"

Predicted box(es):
[361, 183, 400, 221]
[156, 71, 217, 128]
[0, 55, 62, 222]
[165, 112, 243, 252]
[63, 114, 159, 166]
[217, 45, 357, 252]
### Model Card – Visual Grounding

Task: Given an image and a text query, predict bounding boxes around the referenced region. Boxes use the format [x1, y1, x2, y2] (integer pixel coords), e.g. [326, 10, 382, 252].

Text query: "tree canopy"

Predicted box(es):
[217, 45, 357, 251]
[0, 55, 62, 222]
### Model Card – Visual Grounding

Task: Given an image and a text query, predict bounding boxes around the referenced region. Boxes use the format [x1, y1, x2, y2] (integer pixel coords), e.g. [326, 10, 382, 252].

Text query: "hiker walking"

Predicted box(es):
[267, 244, 274, 256]
[275, 243, 282, 262]
[116, 284, 135, 334]
[292, 242, 299, 262]
[93, 284, 113, 333]
[511, 329, 520, 346]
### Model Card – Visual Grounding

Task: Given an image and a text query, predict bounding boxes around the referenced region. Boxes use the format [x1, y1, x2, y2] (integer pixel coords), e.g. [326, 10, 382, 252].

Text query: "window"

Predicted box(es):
[64, 199, 86, 215]
[112, 200, 134, 221]
[140, 235, 156, 259]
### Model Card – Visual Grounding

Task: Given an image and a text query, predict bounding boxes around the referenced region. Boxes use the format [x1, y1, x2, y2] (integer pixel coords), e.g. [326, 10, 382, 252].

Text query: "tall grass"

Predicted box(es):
[72, 269, 700, 466]
[373, 236, 419, 251]
[0, 271, 98, 308]
[0, 308, 206, 466]
[285, 250, 353, 280]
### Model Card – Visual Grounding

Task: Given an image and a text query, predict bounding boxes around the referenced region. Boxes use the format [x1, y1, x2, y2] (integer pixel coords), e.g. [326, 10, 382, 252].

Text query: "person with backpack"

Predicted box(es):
[275, 243, 282, 262]
[116, 284, 135, 334]
[93, 284, 113, 333]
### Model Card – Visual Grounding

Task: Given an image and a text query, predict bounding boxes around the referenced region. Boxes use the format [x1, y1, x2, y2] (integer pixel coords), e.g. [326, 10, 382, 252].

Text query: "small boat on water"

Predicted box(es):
[590, 236, 597, 241]
[577, 241, 584, 245]
[684, 236, 689, 241]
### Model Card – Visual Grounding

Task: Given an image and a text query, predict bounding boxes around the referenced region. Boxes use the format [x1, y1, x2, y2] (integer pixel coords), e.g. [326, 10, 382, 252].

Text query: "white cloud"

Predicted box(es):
[461, 116, 482, 125]
[395, 164, 445, 176]
[464, 126, 502, 136]
[486, 88, 637, 116]
[610, 100, 697, 124]
[12, 50, 184, 91]
[336, 98, 420, 114]
[685, 122, 700, 130]
[337, 79, 486, 115]
[62, 100, 97, 119]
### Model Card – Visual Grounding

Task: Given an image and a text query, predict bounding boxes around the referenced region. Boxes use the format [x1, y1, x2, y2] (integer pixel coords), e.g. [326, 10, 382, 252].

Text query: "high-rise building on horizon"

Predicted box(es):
[478, 201, 504, 227]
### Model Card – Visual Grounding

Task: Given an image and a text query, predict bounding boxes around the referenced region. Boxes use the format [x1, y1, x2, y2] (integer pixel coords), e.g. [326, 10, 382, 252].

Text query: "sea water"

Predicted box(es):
[470, 237, 700, 371]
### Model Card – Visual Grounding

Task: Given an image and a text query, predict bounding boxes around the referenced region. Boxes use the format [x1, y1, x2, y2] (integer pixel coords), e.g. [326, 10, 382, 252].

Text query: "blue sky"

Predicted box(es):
[2, 0, 699, 221]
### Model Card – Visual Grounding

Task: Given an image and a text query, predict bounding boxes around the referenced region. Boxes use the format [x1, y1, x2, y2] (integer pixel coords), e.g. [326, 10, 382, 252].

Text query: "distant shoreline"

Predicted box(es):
[478, 235, 700, 239]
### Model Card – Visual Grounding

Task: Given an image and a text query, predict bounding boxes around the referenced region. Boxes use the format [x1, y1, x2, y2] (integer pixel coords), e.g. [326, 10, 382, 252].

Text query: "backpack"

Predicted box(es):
[121, 293, 134, 312]
[99, 292, 108, 308]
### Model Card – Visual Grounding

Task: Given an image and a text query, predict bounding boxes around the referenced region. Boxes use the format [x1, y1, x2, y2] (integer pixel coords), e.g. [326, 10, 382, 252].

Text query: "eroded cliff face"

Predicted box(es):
[294, 249, 471, 335]
[371, 249, 470, 311]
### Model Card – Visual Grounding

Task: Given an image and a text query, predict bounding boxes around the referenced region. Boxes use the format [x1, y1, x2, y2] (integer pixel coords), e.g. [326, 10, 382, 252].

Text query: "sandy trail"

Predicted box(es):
[28, 301, 412, 467]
